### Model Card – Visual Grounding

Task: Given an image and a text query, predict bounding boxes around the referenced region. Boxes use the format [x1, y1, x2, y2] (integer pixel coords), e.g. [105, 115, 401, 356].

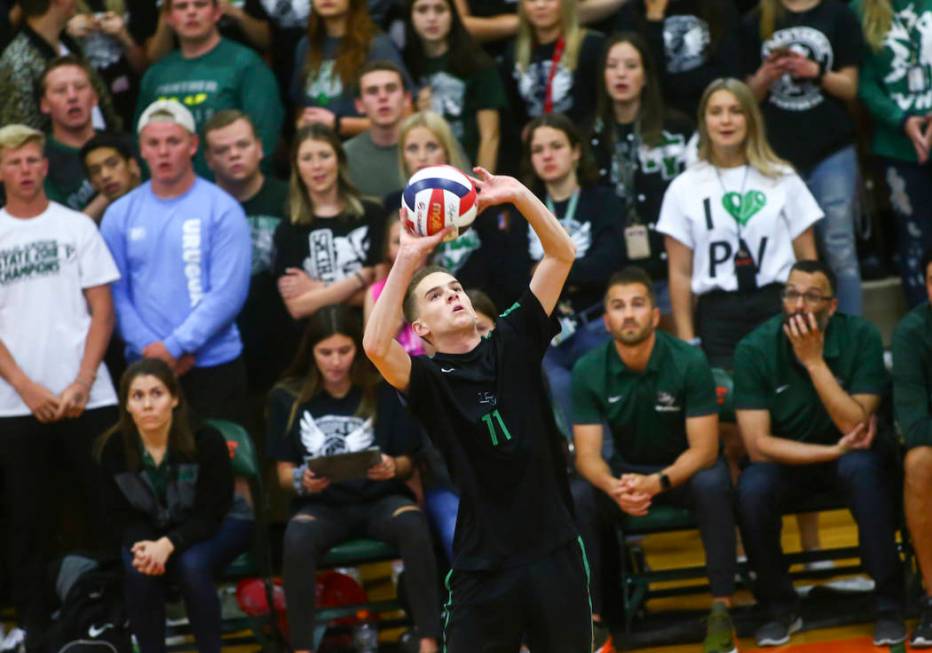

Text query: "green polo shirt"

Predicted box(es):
[571, 331, 718, 468]
[141, 446, 169, 503]
[734, 313, 887, 444]
[892, 302, 932, 449]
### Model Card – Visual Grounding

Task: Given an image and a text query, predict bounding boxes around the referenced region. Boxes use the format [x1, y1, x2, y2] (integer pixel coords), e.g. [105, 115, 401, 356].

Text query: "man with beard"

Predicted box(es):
[571, 265, 737, 653]
[734, 259, 905, 648]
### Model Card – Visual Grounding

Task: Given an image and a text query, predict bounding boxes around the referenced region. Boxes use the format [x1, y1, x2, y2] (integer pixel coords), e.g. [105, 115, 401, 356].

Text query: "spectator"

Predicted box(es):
[614, 0, 741, 119]
[204, 109, 291, 392]
[0, 0, 120, 131]
[735, 259, 905, 648]
[743, 0, 865, 316]
[589, 31, 695, 319]
[135, 0, 283, 179]
[39, 56, 113, 219]
[501, 0, 605, 129]
[272, 124, 384, 323]
[101, 99, 252, 422]
[892, 249, 932, 647]
[80, 131, 142, 211]
[572, 266, 736, 653]
[291, 0, 410, 138]
[344, 61, 413, 198]
[267, 305, 440, 653]
[64, 0, 148, 126]
[0, 124, 120, 648]
[853, 0, 932, 307]
[657, 78, 821, 370]
[97, 358, 252, 653]
[404, 0, 506, 171]
[258, 0, 311, 100]
[521, 113, 625, 426]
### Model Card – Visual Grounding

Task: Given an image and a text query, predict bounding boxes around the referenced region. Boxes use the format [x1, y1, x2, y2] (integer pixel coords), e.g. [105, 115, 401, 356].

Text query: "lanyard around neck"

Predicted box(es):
[538, 36, 566, 114]
[545, 188, 580, 224]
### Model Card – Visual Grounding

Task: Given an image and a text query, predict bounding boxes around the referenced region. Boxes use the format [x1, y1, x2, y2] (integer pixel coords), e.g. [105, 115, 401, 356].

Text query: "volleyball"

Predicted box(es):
[401, 165, 478, 241]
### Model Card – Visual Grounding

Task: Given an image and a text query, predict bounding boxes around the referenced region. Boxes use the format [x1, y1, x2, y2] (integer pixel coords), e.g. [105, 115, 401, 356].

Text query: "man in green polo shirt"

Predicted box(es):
[892, 250, 932, 648]
[735, 259, 905, 648]
[572, 266, 737, 653]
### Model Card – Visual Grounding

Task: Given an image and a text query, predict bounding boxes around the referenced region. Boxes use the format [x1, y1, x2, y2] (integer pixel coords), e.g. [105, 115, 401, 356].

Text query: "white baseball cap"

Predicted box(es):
[137, 99, 196, 135]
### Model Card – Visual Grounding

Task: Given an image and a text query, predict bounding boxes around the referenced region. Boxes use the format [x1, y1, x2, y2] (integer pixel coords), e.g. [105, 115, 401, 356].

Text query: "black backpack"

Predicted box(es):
[43, 556, 132, 653]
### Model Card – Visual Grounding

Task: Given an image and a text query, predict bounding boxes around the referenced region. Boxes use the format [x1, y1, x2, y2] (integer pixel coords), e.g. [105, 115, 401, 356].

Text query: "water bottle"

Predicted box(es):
[353, 610, 379, 653]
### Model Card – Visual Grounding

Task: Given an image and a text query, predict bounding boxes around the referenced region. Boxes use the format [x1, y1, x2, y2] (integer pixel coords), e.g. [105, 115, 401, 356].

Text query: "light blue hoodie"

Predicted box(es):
[101, 178, 252, 367]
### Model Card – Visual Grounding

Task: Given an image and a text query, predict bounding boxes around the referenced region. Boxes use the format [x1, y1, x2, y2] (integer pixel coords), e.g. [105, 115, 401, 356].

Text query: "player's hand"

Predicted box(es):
[143, 341, 178, 369]
[278, 268, 323, 299]
[836, 415, 877, 455]
[397, 208, 452, 262]
[469, 167, 524, 213]
[56, 381, 90, 420]
[754, 56, 785, 89]
[905, 116, 931, 164]
[301, 466, 331, 493]
[620, 472, 662, 498]
[19, 380, 62, 423]
[367, 454, 397, 481]
[784, 312, 824, 370]
[780, 52, 820, 79]
[296, 106, 337, 130]
[614, 489, 652, 516]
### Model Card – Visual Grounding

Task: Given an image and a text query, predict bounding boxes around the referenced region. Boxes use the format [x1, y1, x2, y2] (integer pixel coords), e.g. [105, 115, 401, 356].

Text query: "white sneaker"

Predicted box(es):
[0, 628, 25, 652]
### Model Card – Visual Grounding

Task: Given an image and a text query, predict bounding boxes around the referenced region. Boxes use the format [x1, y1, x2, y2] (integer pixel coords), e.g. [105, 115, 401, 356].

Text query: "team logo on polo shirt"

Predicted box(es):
[655, 392, 681, 412]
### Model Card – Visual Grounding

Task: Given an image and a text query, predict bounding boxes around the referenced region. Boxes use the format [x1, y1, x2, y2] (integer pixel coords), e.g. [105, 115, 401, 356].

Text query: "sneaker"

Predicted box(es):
[755, 614, 802, 647]
[704, 603, 737, 653]
[873, 612, 906, 646]
[912, 596, 932, 648]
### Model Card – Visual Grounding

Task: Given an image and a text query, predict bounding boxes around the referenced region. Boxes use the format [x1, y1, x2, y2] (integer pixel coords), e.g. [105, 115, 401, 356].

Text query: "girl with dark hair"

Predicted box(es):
[590, 31, 695, 315]
[272, 124, 386, 321]
[290, 0, 410, 137]
[267, 305, 440, 653]
[404, 0, 506, 170]
[520, 112, 625, 428]
[614, 0, 741, 119]
[97, 358, 252, 653]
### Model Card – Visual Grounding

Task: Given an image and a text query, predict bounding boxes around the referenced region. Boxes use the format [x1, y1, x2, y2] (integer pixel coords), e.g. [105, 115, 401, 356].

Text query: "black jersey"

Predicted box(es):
[405, 288, 578, 571]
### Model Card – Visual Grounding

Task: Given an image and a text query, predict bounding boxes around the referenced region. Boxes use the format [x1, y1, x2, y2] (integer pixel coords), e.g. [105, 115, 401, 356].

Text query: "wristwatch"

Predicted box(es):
[657, 471, 672, 492]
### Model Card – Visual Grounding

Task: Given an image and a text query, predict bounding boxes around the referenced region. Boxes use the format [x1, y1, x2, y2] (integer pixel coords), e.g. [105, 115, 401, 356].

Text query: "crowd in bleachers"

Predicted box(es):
[4, 0, 932, 651]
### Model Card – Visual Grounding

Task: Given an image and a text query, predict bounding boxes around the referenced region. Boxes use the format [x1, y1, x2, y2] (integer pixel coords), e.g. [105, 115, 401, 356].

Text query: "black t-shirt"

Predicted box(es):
[405, 288, 578, 570]
[740, 1, 862, 172]
[591, 113, 695, 280]
[616, 0, 741, 120]
[267, 383, 421, 507]
[501, 30, 605, 128]
[465, 0, 518, 58]
[253, 0, 309, 96]
[513, 185, 626, 313]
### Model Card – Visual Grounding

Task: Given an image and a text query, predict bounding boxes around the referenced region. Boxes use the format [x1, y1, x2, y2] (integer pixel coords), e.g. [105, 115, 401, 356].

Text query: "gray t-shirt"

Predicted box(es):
[345, 132, 404, 199]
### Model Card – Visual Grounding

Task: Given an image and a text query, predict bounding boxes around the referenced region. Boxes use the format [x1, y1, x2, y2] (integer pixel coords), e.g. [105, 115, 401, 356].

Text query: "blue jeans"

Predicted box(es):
[122, 516, 254, 653]
[880, 158, 932, 307]
[425, 487, 459, 564]
[804, 145, 863, 315]
[737, 451, 904, 618]
[544, 313, 612, 430]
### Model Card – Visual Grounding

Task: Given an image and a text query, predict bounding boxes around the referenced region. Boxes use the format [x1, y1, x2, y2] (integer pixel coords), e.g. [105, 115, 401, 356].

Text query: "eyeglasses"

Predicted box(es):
[781, 289, 833, 304]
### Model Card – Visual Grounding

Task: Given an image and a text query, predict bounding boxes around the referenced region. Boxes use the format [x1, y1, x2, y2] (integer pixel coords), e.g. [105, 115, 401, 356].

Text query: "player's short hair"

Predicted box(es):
[605, 266, 655, 307]
[79, 132, 136, 173]
[38, 55, 94, 97]
[203, 109, 257, 143]
[0, 125, 45, 159]
[356, 60, 408, 96]
[789, 259, 837, 296]
[403, 264, 450, 323]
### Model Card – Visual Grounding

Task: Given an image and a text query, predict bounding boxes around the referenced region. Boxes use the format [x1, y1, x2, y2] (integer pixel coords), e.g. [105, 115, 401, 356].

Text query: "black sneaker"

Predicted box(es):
[754, 613, 802, 647]
[913, 597, 932, 648]
[873, 612, 906, 646]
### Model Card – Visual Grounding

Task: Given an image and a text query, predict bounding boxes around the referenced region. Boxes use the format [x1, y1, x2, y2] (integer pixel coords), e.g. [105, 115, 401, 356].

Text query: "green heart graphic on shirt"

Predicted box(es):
[722, 190, 767, 225]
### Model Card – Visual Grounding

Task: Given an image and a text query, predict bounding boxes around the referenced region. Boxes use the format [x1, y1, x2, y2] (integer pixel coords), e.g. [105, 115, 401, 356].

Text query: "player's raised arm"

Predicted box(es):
[471, 167, 575, 316]
[363, 217, 449, 392]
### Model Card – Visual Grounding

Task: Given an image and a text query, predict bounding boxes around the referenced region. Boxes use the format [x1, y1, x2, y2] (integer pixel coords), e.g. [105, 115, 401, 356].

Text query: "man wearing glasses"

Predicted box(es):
[733, 259, 905, 648]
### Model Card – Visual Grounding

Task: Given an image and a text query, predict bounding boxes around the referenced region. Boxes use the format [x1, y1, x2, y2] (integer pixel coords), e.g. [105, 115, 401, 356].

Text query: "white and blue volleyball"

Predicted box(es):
[402, 165, 478, 241]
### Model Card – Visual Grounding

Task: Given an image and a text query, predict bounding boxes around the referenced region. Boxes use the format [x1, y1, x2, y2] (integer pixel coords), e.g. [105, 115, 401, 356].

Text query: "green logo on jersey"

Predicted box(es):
[481, 409, 512, 447]
[722, 190, 766, 226]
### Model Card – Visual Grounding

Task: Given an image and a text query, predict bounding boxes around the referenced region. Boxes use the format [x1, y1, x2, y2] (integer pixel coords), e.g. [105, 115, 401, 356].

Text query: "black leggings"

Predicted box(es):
[282, 494, 441, 648]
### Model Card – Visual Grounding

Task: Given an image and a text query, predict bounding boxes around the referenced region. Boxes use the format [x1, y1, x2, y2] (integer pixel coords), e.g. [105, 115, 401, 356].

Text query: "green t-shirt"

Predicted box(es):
[572, 331, 718, 467]
[420, 55, 507, 164]
[734, 313, 888, 444]
[892, 302, 932, 448]
[135, 38, 284, 179]
[44, 136, 95, 211]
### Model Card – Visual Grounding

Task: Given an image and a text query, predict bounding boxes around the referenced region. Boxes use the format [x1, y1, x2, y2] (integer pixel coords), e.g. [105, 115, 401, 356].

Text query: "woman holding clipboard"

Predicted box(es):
[266, 305, 441, 653]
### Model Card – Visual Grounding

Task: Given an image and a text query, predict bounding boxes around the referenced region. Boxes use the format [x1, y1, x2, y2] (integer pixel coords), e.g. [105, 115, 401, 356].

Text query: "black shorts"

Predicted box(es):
[442, 537, 592, 653]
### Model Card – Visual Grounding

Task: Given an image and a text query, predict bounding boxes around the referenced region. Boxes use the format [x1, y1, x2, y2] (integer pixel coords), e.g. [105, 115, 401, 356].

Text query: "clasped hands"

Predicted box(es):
[131, 537, 175, 576]
[606, 473, 662, 517]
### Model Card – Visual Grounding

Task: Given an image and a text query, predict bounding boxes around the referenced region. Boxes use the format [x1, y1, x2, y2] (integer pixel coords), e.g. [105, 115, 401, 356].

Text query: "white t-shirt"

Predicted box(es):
[657, 161, 823, 296]
[0, 202, 120, 416]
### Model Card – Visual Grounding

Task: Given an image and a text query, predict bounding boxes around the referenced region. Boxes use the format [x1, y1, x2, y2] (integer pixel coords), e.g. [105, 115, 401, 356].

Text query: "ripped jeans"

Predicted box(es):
[881, 158, 932, 307]
[282, 494, 441, 648]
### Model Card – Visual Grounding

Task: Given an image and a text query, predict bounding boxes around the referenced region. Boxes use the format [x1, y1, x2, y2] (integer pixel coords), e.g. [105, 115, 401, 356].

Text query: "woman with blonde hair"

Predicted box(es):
[501, 0, 605, 127]
[657, 78, 823, 369]
[397, 110, 468, 174]
[272, 124, 385, 322]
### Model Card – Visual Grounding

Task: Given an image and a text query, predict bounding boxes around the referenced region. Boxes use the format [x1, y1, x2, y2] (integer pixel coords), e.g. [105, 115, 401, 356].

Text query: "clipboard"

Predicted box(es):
[305, 447, 382, 482]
